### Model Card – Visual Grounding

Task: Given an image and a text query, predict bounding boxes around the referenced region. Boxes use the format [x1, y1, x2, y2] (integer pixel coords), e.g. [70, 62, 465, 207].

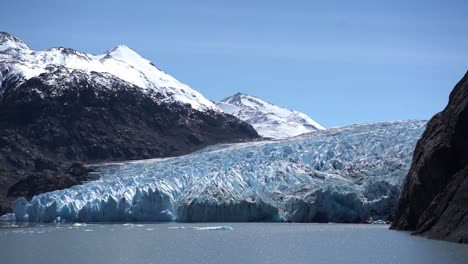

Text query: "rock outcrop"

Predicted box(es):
[391, 72, 468, 243]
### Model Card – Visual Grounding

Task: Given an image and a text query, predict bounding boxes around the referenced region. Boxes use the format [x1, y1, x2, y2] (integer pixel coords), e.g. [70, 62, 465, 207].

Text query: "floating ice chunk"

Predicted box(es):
[194, 226, 234, 231]
[0, 213, 15, 221]
[12, 197, 28, 222]
[168, 226, 234, 231]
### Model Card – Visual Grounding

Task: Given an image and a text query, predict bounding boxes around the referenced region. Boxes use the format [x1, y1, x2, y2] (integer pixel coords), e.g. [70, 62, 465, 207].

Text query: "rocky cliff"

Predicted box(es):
[391, 72, 468, 243]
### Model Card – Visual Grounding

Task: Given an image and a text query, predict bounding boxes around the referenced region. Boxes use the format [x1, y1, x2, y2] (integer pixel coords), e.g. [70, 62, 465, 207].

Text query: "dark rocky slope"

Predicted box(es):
[391, 72, 468, 243]
[0, 69, 259, 214]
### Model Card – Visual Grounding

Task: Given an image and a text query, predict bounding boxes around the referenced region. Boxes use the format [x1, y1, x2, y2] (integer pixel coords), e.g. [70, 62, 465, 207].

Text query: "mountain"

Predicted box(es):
[216, 93, 325, 139]
[12, 120, 426, 223]
[392, 72, 468, 243]
[0, 32, 259, 214]
[0, 33, 218, 112]
[0, 32, 30, 51]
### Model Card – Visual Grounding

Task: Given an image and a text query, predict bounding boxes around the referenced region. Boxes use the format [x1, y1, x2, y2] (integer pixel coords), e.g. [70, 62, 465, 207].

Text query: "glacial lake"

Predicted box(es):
[1, 223, 467, 264]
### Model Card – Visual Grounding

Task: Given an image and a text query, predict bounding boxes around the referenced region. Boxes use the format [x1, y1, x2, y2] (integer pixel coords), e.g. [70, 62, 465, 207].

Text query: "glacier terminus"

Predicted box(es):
[13, 120, 426, 223]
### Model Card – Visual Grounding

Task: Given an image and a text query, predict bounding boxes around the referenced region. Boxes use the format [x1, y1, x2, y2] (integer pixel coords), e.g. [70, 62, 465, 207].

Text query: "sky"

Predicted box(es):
[1, 0, 467, 127]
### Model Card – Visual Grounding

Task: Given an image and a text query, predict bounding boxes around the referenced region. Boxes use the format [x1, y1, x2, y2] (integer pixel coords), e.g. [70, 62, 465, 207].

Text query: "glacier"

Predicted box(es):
[13, 120, 426, 223]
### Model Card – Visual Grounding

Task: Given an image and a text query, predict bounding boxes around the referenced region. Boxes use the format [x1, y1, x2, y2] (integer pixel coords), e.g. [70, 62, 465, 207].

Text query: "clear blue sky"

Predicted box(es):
[1, 0, 467, 127]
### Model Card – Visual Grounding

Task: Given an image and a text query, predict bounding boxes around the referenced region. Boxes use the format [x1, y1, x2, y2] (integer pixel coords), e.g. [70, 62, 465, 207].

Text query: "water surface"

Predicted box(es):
[1, 223, 467, 264]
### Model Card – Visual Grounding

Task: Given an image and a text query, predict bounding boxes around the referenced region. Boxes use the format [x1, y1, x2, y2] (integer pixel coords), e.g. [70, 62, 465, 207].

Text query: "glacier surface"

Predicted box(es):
[13, 121, 425, 223]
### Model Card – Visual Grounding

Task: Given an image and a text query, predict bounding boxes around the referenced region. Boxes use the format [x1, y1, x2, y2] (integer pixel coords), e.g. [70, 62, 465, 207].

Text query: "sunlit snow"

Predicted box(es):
[0, 33, 218, 112]
[217, 93, 325, 139]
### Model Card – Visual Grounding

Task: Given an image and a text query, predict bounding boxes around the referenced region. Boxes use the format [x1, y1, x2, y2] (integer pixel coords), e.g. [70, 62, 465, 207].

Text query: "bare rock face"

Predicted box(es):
[391, 72, 468, 243]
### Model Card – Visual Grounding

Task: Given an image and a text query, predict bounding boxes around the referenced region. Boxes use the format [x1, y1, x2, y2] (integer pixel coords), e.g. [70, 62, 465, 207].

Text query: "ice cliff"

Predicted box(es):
[13, 120, 426, 223]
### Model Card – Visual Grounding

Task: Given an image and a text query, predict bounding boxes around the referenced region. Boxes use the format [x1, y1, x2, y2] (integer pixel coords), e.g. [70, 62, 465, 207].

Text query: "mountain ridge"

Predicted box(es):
[0, 32, 219, 112]
[216, 92, 324, 139]
[0, 32, 30, 51]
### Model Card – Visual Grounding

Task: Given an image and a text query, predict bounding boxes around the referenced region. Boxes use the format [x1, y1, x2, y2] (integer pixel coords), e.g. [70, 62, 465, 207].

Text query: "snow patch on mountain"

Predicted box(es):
[0, 32, 30, 51]
[13, 120, 425, 223]
[216, 93, 324, 139]
[0, 32, 219, 111]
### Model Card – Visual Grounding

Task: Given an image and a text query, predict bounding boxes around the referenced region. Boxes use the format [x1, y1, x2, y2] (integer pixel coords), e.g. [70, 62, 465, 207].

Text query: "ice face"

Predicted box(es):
[13, 121, 426, 223]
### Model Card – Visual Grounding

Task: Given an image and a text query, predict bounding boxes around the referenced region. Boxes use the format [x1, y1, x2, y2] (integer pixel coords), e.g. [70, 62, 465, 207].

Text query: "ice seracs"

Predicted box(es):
[0, 33, 219, 111]
[13, 120, 426, 223]
[216, 93, 325, 139]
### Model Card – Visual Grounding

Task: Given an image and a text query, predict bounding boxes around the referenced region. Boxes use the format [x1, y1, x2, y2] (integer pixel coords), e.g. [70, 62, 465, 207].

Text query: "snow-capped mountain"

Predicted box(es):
[0, 32, 30, 51]
[13, 120, 426, 223]
[216, 93, 325, 139]
[0, 32, 218, 111]
[0, 32, 259, 214]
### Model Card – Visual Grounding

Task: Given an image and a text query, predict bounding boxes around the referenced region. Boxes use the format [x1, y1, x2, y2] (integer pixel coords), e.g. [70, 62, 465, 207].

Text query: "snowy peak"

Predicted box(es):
[0, 32, 220, 112]
[0, 32, 30, 51]
[216, 93, 324, 139]
[107, 44, 134, 54]
[105, 45, 144, 64]
[225, 92, 247, 101]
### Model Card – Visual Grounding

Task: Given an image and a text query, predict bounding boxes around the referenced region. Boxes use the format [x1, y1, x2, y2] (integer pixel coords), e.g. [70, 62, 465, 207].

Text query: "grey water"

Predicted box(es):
[1, 223, 467, 264]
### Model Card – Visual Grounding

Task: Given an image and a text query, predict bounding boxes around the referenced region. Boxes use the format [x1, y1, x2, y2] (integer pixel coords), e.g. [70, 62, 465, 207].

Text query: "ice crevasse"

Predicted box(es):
[13, 121, 426, 223]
